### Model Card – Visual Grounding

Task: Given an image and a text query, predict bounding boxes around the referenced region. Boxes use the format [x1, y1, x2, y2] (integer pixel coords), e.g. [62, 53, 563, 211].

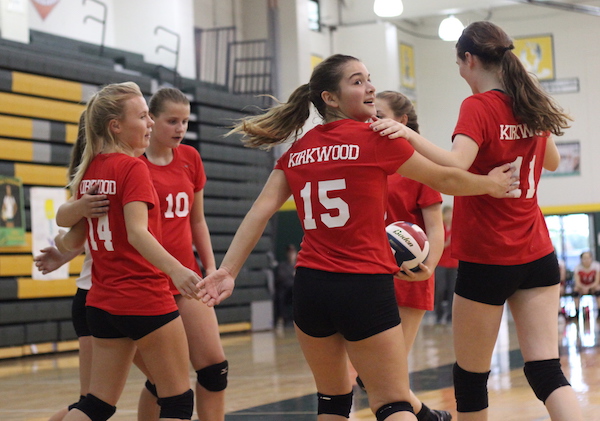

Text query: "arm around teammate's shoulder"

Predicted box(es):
[371, 118, 478, 170]
[56, 184, 109, 227]
[397, 151, 517, 199]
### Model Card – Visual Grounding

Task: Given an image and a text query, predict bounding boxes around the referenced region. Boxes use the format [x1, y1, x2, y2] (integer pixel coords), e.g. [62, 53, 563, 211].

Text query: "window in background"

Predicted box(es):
[546, 213, 593, 271]
[308, 0, 320, 32]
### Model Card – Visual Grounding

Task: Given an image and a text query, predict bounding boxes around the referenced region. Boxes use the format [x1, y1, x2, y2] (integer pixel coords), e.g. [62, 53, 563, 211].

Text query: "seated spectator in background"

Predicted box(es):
[434, 205, 458, 324]
[274, 244, 297, 329]
[573, 251, 600, 318]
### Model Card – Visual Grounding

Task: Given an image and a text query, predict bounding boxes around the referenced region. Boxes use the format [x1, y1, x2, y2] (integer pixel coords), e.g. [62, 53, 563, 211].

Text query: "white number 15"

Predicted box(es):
[299, 179, 350, 230]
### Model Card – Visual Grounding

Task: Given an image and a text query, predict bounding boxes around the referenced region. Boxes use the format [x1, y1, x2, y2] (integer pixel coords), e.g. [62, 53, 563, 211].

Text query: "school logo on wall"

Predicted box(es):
[513, 34, 555, 81]
[31, 0, 60, 20]
[399, 43, 415, 90]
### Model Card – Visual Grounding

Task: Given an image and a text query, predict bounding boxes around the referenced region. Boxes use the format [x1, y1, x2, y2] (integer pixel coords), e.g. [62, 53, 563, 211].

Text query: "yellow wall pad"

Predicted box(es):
[279, 198, 296, 211]
[0, 115, 33, 139]
[14, 163, 68, 186]
[69, 254, 84, 274]
[0, 92, 85, 123]
[0, 138, 33, 161]
[541, 203, 600, 215]
[0, 115, 75, 142]
[0, 245, 82, 274]
[17, 276, 77, 299]
[12, 72, 84, 103]
[219, 322, 252, 334]
[66, 122, 79, 144]
[0, 255, 33, 276]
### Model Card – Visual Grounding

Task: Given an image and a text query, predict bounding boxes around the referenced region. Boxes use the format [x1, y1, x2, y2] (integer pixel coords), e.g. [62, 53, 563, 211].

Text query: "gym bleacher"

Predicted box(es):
[0, 30, 273, 358]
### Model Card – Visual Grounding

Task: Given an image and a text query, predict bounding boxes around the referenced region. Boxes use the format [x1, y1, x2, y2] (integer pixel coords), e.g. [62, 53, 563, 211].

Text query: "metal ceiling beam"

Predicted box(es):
[519, 0, 600, 16]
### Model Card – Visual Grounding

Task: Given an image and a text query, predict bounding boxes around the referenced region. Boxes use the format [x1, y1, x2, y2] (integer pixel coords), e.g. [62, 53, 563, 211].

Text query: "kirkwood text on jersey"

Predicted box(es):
[499, 124, 541, 140]
[287, 144, 360, 168]
[79, 179, 117, 195]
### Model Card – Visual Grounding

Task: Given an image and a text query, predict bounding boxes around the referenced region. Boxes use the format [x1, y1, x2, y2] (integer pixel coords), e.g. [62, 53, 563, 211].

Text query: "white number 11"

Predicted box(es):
[508, 155, 536, 199]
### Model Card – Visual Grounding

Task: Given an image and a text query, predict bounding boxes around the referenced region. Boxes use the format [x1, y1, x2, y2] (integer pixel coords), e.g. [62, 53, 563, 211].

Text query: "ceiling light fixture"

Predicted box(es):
[438, 15, 464, 41]
[373, 0, 404, 18]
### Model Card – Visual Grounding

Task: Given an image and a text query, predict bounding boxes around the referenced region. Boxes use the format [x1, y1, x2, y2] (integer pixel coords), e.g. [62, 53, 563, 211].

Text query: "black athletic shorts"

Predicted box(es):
[455, 252, 560, 306]
[72, 288, 91, 337]
[86, 306, 180, 341]
[293, 267, 401, 342]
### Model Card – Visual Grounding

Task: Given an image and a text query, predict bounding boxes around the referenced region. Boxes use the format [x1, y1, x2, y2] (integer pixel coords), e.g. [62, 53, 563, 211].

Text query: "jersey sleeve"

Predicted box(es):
[416, 183, 443, 209]
[121, 159, 157, 209]
[453, 96, 489, 147]
[375, 134, 415, 174]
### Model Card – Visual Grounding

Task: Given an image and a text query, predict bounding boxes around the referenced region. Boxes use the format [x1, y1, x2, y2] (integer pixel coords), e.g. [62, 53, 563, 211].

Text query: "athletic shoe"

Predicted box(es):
[431, 409, 453, 420]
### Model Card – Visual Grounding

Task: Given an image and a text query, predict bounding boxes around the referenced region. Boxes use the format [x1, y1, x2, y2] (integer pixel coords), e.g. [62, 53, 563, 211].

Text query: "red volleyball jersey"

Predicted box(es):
[79, 153, 177, 315]
[575, 262, 600, 286]
[437, 224, 458, 269]
[140, 145, 206, 294]
[385, 173, 442, 227]
[275, 119, 414, 274]
[452, 90, 554, 265]
[386, 173, 442, 310]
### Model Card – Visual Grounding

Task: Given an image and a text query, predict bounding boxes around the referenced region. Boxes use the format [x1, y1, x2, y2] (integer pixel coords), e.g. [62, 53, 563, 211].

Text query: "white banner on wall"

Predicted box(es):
[30, 187, 68, 280]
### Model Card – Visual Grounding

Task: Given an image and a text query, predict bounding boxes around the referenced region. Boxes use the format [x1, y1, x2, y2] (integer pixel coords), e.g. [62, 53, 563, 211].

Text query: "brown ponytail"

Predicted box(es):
[457, 21, 571, 136]
[228, 54, 361, 149]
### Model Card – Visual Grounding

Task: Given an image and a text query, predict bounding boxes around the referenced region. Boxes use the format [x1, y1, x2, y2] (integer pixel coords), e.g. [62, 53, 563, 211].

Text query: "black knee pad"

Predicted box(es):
[317, 391, 353, 418]
[375, 401, 413, 421]
[145, 379, 158, 398]
[157, 389, 194, 420]
[72, 394, 116, 421]
[196, 360, 228, 392]
[67, 395, 86, 411]
[453, 362, 491, 412]
[524, 358, 571, 402]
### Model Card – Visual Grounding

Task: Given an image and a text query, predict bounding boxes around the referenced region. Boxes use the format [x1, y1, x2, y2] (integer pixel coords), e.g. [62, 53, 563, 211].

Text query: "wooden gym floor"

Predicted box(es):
[0, 301, 599, 421]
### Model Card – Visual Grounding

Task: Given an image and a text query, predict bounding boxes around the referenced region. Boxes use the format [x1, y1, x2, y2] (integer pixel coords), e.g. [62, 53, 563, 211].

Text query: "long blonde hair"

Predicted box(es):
[69, 82, 143, 192]
[228, 54, 360, 149]
[456, 21, 571, 136]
